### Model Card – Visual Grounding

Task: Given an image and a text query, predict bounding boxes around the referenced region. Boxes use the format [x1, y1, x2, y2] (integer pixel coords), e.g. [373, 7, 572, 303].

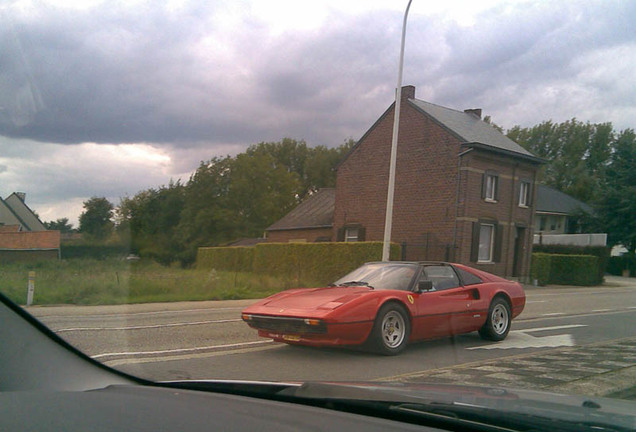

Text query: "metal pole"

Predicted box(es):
[26, 271, 35, 306]
[382, 0, 413, 262]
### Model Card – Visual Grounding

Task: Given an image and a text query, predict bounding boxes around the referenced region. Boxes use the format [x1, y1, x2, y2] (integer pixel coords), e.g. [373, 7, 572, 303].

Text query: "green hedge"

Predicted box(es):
[530, 253, 599, 286]
[197, 247, 255, 273]
[533, 245, 608, 284]
[197, 242, 401, 285]
[61, 244, 130, 260]
[607, 254, 636, 277]
[530, 253, 551, 286]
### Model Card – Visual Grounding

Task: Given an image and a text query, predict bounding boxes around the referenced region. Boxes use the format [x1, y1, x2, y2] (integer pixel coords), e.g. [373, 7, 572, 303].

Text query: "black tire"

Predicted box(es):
[369, 303, 410, 355]
[479, 297, 511, 341]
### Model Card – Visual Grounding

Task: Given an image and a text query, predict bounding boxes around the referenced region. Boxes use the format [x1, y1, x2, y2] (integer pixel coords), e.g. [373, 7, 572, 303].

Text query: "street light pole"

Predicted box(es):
[382, 0, 413, 262]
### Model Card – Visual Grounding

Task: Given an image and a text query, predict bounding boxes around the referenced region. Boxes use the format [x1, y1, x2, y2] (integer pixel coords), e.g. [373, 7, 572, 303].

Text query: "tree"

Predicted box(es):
[44, 217, 74, 233]
[79, 197, 114, 241]
[594, 129, 636, 253]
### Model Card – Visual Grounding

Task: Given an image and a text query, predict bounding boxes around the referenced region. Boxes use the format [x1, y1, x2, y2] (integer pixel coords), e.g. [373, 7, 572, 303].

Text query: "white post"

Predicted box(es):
[382, 0, 413, 262]
[26, 271, 35, 306]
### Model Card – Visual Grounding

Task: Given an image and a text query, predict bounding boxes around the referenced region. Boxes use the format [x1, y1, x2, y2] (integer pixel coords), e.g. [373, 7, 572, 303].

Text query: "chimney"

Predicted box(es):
[401, 85, 415, 100]
[464, 108, 482, 119]
[15, 192, 26, 202]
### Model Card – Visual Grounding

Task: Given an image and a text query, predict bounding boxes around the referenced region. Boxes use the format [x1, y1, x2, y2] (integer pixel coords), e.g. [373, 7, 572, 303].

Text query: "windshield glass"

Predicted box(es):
[1, 0, 635, 422]
[332, 263, 419, 290]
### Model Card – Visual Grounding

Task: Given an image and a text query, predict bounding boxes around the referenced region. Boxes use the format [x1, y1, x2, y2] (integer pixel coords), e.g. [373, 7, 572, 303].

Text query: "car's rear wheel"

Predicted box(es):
[479, 297, 511, 341]
[369, 303, 410, 355]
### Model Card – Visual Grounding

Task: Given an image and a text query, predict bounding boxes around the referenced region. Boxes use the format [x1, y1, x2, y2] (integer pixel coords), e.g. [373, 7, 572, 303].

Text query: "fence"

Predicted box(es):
[533, 233, 607, 247]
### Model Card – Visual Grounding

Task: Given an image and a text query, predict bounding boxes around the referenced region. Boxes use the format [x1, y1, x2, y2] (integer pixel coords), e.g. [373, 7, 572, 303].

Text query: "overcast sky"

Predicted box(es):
[1, 0, 635, 225]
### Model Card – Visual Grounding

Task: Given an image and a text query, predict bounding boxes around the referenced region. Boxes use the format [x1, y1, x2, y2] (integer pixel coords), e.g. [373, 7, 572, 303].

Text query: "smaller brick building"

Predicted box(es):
[0, 192, 60, 262]
[266, 188, 335, 243]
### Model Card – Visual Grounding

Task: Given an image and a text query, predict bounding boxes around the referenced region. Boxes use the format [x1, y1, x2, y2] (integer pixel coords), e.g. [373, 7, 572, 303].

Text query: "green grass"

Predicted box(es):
[0, 259, 318, 306]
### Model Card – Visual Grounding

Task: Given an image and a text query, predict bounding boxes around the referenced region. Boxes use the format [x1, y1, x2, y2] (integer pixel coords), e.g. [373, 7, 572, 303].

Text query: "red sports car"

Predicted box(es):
[242, 262, 525, 355]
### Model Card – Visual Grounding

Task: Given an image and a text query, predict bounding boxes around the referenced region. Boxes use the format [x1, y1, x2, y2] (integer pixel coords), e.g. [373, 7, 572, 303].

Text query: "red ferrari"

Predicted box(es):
[242, 262, 525, 355]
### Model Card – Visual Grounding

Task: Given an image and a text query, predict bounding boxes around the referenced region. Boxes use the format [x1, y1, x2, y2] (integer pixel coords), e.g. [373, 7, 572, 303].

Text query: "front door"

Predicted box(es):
[512, 226, 526, 277]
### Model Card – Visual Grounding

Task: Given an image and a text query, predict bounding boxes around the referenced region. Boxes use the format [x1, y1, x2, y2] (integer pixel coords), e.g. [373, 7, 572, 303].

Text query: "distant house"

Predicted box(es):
[265, 188, 335, 243]
[534, 185, 593, 234]
[0, 192, 60, 262]
[268, 86, 545, 279]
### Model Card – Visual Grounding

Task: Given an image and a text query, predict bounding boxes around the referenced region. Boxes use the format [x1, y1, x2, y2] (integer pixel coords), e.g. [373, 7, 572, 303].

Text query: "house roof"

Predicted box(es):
[2, 193, 47, 231]
[408, 99, 543, 164]
[266, 188, 335, 231]
[536, 184, 593, 215]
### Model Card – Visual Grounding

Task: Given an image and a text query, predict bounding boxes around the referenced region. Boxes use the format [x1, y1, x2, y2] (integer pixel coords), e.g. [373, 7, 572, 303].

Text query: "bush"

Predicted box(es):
[532, 245, 608, 284]
[198, 242, 401, 286]
[197, 247, 254, 272]
[530, 253, 599, 286]
[530, 253, 551, 286]
[607, 254, 636, 277]
[61, 244, 130, 260]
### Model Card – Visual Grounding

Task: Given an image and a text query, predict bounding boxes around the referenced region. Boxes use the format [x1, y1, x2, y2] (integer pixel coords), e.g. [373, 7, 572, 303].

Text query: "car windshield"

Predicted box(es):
[1, 0, 635, 427]
[332, 263, 419, 290]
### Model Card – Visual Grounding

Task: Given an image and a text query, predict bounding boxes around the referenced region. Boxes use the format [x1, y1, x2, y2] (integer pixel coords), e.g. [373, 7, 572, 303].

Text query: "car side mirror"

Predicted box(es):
[416, 280, 433, 293]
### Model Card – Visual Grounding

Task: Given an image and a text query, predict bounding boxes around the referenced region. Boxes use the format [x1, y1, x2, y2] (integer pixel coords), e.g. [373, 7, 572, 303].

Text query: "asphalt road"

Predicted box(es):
[28, 277, 636, 389]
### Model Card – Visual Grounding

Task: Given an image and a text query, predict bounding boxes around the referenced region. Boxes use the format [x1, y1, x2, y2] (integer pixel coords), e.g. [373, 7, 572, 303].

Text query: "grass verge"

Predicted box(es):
[0, 259, 318, 306]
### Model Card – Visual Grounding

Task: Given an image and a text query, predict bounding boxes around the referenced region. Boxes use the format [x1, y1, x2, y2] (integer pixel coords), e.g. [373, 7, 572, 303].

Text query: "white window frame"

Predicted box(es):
[344, 227, 359, 242]
[519, 182, 529, 207]
[478, 224, 494, 263]
[485, 174, 498, 202]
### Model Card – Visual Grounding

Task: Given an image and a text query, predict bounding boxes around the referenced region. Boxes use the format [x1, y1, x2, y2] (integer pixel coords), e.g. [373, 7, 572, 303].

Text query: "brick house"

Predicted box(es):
[266, 188, 335, 243]
[0, 192, 60, 262]
[333, 86, 543, 278]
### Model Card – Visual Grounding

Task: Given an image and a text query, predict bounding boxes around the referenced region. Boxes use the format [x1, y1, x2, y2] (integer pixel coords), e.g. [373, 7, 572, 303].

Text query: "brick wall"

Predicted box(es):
[334, 88, 462, 255]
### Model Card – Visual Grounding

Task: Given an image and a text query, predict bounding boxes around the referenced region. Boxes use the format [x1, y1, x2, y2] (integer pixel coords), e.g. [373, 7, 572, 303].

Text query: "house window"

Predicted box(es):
[471, 220, 502, 263]
[478, 224, 494, 262]
[519, 181, 530, 207]
[344, 227, 359, 242]
[482, 170, 499, 202]
[539, 216, 546, 231]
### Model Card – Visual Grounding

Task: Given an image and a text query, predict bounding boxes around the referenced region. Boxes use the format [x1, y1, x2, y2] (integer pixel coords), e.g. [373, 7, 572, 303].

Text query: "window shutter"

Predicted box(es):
[494, 175, 500, 201]
[470, 222, 480, 262]
[358, 227, 366, 241]
[493, 223, 503, 262]
[336, 227, 345, 242]
[527, 182, 533, 206]
[481, 174, 487, 199]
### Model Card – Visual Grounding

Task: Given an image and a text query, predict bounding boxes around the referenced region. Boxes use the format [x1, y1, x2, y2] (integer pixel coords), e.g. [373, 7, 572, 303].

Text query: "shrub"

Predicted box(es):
[198, 242, 401, 286]
[530, 253, 599, 286]
[607, 254, 636, 277]
[197, 247, 254, 272]
[530, 253, 551, 286]
[532, 245, 608, 284]
[61, 244, 130, 260]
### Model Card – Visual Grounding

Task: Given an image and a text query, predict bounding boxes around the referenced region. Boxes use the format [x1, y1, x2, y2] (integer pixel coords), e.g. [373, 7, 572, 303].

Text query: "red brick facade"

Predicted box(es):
[334, 86, 540, 278]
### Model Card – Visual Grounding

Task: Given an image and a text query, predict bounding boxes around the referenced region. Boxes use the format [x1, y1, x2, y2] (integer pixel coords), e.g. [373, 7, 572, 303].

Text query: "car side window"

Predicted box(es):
[455, 267, 483, 286]
[420, 265, 460, 291]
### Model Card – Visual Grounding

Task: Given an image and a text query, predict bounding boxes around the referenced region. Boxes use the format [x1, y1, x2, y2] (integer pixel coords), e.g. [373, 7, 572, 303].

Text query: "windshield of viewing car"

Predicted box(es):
[332, 264, 419, 291]
[1, 0, 635, 423]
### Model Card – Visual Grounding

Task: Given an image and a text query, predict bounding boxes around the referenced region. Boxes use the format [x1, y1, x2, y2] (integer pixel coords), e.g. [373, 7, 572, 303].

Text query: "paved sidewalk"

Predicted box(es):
[378, 337, 636, 400]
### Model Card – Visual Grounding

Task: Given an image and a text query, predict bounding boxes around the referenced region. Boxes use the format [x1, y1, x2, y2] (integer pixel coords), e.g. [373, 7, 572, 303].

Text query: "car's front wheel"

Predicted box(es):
[479, 297, 511, 341]
[369, 303, 410, 355]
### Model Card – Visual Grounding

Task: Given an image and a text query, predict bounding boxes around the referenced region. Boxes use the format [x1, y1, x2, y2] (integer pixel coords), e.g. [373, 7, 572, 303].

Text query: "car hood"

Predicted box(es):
[257, 286, 372, 311]
[164, 380, 636, 431]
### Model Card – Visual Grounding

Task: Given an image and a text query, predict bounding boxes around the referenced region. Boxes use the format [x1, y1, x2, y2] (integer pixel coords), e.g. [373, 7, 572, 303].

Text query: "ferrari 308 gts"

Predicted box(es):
[241, 262, 525, 355]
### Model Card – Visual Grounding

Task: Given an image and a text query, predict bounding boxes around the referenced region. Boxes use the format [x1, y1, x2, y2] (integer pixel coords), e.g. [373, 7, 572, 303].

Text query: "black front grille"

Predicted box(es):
[247, 315, 327, 334]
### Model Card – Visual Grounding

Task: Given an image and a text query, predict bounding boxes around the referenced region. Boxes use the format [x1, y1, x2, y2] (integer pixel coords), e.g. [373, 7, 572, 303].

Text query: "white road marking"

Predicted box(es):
[592, 309, 612, 313]
[542, 313, 565, 316]
[467, 324, 588, 350]
[33, 307, 244, 320]
[56, 318, 241, 332]
[92, 340, 272, 360]
[525, 300, 546, 304]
